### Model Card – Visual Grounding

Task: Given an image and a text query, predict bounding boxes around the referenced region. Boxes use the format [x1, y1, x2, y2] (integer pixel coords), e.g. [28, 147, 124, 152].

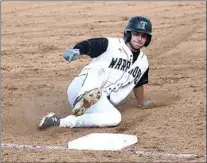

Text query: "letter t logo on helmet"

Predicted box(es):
[123, 16, 152, 47]
[140, 21, 147, 30]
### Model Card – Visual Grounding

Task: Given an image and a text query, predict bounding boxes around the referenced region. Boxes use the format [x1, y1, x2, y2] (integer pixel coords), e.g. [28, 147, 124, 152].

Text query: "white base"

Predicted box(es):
[68, 133, 138, 151]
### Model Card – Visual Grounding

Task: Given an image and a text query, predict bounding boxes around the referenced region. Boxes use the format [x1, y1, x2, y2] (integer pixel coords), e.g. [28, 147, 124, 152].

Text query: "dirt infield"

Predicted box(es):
[1, 1, 206, 162]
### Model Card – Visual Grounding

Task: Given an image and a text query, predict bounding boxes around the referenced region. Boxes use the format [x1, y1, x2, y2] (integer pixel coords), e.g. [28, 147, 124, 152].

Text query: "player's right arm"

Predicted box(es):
[133, 68, 149, 108]
[64, 38, 109, 62]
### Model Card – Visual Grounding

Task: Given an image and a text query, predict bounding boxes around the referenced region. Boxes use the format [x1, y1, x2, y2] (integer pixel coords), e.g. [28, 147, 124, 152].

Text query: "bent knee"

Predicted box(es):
[104, 111, 121, 127]
[112, 112, 121, 126]
[67, 84, 78, 107]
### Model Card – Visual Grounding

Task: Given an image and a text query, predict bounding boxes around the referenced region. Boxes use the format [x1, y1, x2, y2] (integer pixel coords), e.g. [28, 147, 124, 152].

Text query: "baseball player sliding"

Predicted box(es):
[38, 16, 152, 129]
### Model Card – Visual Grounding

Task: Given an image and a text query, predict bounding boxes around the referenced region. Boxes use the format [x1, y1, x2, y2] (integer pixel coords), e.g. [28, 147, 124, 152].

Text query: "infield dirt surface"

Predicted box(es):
[1, 1, 206, 162]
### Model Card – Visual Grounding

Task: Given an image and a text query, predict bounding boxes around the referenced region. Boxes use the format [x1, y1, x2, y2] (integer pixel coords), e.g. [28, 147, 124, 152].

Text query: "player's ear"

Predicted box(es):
[124, 31, 131, 42]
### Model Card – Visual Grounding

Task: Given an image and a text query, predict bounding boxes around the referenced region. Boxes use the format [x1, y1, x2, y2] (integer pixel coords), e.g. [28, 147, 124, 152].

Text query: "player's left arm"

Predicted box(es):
[133, 68, 149, 108]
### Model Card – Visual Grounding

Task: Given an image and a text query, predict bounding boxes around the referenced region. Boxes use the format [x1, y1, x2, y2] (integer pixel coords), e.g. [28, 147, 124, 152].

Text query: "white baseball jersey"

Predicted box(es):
[60, 37, 149, 128]
[79, 37, 149, 105]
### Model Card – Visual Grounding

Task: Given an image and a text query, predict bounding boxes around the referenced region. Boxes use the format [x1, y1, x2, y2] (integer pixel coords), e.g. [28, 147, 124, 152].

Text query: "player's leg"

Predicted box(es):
[59, 94, 121, 128]
[68, 68, 107, 116]
[67, 74, 86, 108]
[38, 73, 87, 130]
[38, 68, 111, 129]
[38, 93, 121, 129]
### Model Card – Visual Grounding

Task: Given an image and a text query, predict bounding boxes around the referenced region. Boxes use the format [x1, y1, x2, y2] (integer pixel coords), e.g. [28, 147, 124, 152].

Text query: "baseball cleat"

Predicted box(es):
[72, 88, 101, 116]
[38, 112, 60, 130]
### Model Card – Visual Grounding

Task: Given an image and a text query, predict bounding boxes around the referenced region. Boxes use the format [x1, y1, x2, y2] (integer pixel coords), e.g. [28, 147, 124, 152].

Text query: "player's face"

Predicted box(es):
[130, 32, 147, 51]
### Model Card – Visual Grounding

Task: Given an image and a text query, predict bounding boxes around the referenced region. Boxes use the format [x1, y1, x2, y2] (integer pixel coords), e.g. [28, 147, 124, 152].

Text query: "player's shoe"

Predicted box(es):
[38, 112, 60, 130]
[72, 88, 101, 116]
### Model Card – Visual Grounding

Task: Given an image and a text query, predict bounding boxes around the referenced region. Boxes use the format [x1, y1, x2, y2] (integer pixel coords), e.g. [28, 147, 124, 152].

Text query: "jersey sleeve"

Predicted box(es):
[73, 37, 109, 58]
[134, 68, 149, 88]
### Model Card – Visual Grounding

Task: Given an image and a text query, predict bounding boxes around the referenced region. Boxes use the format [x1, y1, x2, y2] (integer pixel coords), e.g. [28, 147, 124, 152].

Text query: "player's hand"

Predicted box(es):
[144, 100, 152, 106]
[64, 49, 80, 62]
[138, 100, 152, 109]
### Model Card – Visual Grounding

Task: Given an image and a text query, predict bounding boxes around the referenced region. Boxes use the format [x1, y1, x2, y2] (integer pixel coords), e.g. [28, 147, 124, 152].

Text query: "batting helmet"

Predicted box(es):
[124, 16, 152, 47]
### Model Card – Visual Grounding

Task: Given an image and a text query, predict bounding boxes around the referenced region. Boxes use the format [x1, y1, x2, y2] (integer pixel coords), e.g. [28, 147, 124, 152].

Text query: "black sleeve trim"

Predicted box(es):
[73, 37, 108, 58]
[134, 68, 149, 88]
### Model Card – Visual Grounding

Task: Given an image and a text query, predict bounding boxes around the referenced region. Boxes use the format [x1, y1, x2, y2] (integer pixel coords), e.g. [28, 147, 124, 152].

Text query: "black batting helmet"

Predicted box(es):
[124, 16, 152, 47]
